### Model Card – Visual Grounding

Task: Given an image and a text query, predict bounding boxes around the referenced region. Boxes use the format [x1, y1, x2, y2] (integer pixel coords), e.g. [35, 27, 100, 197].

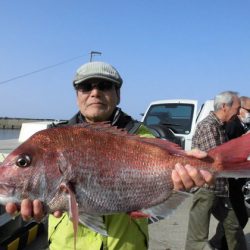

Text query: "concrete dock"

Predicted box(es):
[0, 138, 20, 154]
[0, 117, 57, 129]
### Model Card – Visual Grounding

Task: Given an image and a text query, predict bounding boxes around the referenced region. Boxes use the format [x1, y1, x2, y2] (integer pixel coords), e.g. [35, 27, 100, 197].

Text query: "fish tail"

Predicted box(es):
[208, 133, 250, 176]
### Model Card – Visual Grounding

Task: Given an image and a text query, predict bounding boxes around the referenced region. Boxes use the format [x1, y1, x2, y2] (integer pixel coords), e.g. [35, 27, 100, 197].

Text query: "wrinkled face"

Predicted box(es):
[76, 79, 119, 123]
[225, 96, 241, 122]
[240, 99, 250, 123]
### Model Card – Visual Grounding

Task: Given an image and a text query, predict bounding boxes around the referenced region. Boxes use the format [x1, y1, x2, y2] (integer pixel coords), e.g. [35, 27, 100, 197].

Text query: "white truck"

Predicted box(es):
[141, 99, 214, 150]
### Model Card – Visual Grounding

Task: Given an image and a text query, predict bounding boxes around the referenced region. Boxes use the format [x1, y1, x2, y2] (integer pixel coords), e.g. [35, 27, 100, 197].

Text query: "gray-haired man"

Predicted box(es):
[185, 91, 246, 250]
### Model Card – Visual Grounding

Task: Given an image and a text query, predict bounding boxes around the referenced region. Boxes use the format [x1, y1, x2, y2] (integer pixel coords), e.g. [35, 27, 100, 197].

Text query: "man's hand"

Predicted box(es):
[6, 199, 44, 222]
[172, 149, 214, 191]
[5, 199, 62, 222]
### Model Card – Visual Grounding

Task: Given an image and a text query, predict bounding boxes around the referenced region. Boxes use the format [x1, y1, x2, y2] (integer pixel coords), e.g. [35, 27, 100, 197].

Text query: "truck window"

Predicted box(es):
[143, 104, 195, 134]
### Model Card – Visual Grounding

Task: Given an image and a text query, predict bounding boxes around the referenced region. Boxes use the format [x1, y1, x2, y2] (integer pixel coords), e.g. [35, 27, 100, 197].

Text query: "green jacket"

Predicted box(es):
[48, 110, 154, 250]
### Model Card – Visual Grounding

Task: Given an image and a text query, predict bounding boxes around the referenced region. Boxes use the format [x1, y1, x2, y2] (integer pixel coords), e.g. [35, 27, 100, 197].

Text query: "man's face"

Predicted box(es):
[76, 79, 119, 123]
[225, 96, 241, 122]
[239, 99, 250, 122]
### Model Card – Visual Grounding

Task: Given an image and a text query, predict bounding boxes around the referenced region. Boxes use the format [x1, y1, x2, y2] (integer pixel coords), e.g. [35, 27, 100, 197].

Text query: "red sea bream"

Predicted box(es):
[0, 123, 250, 236]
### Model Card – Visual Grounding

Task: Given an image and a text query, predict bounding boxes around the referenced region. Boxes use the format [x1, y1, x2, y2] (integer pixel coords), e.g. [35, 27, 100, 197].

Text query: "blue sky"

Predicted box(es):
[0, 1, 249, 120]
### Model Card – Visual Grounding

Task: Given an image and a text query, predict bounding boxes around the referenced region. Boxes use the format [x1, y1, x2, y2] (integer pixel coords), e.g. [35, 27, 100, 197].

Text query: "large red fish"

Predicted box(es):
[0, 123, 250, 236]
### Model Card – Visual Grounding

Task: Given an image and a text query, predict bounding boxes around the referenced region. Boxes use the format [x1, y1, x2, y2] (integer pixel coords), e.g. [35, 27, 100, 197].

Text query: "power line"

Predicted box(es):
[0, 54, 87, 85]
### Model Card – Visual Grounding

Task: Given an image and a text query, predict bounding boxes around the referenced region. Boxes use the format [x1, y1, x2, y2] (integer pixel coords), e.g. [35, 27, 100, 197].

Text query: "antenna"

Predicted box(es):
[90, 51, 102, 62]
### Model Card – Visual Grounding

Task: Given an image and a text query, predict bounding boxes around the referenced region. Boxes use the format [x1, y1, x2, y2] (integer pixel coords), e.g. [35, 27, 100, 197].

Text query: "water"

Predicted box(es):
[0, 129, 20, 140]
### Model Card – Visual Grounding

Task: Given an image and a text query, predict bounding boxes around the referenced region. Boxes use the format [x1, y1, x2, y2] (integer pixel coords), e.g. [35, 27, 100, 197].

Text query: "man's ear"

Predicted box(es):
[76, 91, 80, 107]
[222, 103, 227, 111]
[116, 88, 120, 105]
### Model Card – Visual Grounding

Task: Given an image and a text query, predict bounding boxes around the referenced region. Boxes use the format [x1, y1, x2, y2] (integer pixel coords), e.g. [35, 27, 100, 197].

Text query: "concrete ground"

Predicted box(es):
[148, 196, 250, 250]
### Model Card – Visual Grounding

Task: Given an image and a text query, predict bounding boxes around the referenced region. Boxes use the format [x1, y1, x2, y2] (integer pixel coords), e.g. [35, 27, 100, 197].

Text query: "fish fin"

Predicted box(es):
[216, 170, 250, 178]
[60, 183, 79, 250]
[72, 122, 127, 135]
[78, 213, 108, 236]
[138, 137, 185, 155]
[141, 191, 191, 223]
[208, 133, 250, 172]
[128, 211, 150, 219]
[72, 122, 186, 155]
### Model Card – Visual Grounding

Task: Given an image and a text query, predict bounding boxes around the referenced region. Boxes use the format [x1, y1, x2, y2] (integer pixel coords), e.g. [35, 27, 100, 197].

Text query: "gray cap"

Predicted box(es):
[73, 61, 123, 88]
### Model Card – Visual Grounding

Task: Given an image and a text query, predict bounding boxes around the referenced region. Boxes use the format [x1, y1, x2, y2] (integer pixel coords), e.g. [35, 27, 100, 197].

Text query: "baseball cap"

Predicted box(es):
[73, 61, 123, 88]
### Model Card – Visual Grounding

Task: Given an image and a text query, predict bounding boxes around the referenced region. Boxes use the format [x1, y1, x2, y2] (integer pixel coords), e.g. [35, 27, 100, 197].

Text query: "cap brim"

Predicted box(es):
[73, 75, 122, 87]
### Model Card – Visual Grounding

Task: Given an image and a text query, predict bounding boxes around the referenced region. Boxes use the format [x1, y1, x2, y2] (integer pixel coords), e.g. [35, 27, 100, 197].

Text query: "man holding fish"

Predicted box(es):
[3, 61, 219, 249]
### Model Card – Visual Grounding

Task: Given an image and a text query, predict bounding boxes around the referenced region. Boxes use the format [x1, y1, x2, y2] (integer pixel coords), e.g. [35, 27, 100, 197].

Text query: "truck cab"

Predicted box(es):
[141, 99, 214, 150]
[141, 99, 198, 150]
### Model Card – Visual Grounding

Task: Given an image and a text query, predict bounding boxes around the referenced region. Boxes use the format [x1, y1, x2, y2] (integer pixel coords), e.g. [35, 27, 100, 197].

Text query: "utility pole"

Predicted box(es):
[90, 51, 102, 62]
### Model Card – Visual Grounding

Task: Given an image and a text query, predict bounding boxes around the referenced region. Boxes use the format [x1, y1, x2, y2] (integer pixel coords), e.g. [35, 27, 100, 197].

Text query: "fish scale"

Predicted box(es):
[0, 122, 250, 235]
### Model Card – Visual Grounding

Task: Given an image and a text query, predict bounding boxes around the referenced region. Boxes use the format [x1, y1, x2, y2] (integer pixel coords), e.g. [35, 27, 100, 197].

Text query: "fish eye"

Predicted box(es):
[16, 155, 32, 168]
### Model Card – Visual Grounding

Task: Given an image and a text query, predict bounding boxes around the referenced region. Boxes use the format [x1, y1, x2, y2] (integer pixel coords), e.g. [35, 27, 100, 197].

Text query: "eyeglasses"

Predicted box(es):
[241, 107, 250, 113]
[76, 81, 114, 92]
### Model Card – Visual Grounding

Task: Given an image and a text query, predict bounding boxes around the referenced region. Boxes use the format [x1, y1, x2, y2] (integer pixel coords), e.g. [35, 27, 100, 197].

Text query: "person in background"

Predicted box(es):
[6, 61, 214, 250]
[209, 96, 250, 250]
[185, 91, 246, 250]
[226, 96, 250, 137]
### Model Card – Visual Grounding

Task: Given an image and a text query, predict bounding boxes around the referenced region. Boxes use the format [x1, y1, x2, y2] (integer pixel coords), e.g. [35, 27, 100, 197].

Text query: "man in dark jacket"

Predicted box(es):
[226, 96, 250, 138]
